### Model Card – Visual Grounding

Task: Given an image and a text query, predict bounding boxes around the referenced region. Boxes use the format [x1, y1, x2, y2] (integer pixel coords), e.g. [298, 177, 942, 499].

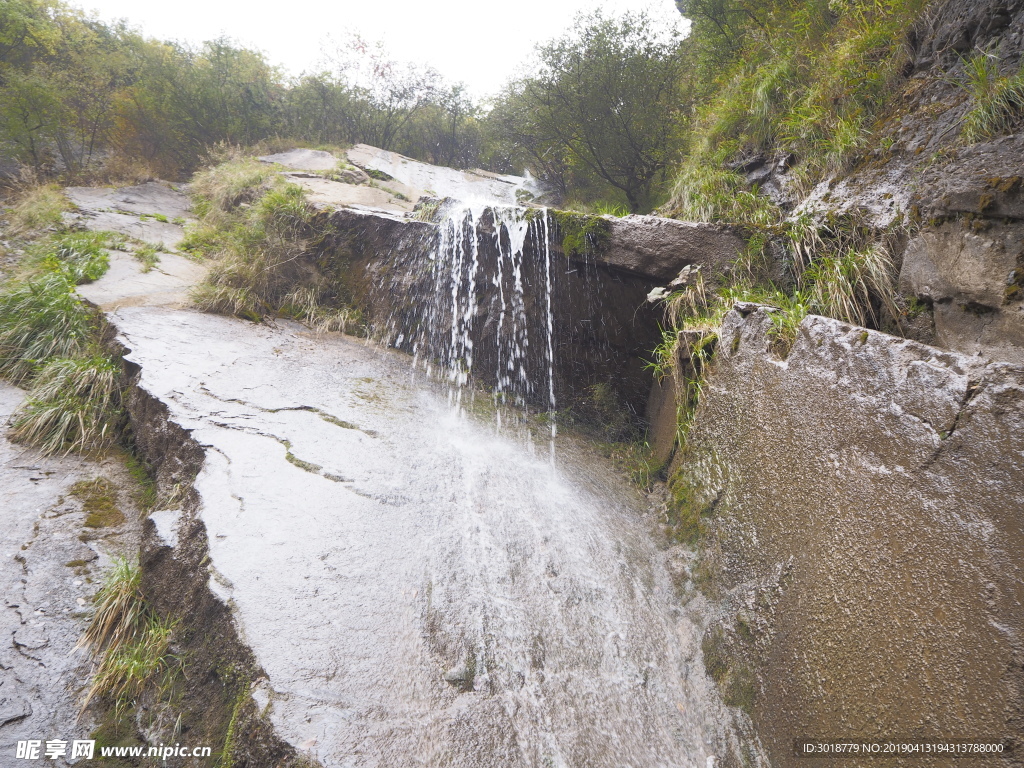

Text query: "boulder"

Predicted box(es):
[672, 306, 1024, 765]
[900, 220, 1024, 363]
[597, 215, 745, 281]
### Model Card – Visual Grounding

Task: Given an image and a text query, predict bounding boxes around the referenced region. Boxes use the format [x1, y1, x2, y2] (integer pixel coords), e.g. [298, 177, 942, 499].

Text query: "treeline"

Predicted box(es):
[1, 0, 964, 213]
[0, 0, 488, 180]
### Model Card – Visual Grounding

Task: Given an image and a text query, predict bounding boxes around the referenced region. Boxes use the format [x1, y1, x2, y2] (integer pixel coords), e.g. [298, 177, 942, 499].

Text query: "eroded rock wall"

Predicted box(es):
[672, 307, 1024, 766]
[317, 206, 744, 420]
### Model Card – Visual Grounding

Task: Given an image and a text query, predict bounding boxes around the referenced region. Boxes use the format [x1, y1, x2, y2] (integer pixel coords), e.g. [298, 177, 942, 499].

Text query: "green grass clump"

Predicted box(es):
[178, 221, 224, 258]
[960, 51, 1024, 142]
[78, 558, 144, 659]
[189, 158, 362, 333]
[786, 210, 900, 326]
[89, 615, 173, 712]
[11, 354, 122, 455]
[666, 162, 782, 228]
[668, 0, 928, 213]
[78, 559, 175, 715]
[133, 243, 160, 272]
[765, 291, 811, 356]
[0, 231, 123, 454]
[0, 272, 95, 384]
[188, 156, 278, 224]
[38, 232, 112, 284]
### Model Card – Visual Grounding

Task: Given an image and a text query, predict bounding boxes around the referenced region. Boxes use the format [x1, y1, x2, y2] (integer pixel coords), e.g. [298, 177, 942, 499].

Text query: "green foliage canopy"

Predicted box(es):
[490, 11, 689, 212]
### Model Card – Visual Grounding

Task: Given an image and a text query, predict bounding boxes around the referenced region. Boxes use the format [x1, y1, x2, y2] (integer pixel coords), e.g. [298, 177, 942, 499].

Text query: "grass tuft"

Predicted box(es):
[189, 156, 362, 334]
[11, 354, 122, 455]
[188, 156, 277, 225]
[78, 559, 175, 715]
[0, 272, 95, 384]
[5, 183, 71, 237]
[666, 162, 782, 228]
[133, 243, 160, 273]
[960, 51, 1024, 142]
[77, 558, 144, 660]
[0, 231, 123, 454]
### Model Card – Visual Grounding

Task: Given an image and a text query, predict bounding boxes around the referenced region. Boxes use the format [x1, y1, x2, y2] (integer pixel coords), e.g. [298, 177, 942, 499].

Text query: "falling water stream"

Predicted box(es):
[322, 199, 747, 765]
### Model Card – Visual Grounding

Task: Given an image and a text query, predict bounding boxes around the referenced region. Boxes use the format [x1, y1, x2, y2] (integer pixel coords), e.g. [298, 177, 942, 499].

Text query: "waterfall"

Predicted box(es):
[406, 203, 558, 438]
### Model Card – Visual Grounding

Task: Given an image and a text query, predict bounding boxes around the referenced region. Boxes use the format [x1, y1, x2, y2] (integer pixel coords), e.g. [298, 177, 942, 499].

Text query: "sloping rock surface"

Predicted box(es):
[346, 144, 543, 206]
[64, 181, 191, 247]
[673, 306, 1024, 766]
[0, 384, 141, 762]
[77, 250, 204, 311]
[113, 306, 755, 768]
[258, 149, 341, 172]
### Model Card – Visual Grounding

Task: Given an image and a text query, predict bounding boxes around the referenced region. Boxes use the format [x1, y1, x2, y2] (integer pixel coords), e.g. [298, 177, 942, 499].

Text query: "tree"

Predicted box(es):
[309, 35, 444, 151]
[489, 11, 688, 211]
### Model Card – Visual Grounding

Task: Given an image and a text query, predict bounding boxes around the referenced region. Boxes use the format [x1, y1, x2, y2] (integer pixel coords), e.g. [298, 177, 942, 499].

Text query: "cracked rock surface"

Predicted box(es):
[113, 306, 758, 768]
[0, 384, 140, 764]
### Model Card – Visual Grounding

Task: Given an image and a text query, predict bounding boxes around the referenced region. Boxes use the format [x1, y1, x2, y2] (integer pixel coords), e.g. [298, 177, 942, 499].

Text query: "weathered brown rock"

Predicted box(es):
[596, 215, 745, 281]
[672, 307, 1024, 766]
[644, 372, 678, 467]
[900, 220, 1024, 363]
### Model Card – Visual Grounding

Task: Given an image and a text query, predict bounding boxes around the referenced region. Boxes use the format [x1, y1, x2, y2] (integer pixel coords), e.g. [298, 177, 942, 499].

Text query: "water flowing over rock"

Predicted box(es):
[317, 203, 743, 419]
[116, 307, 758, 768]
[56, 158, 763, 766]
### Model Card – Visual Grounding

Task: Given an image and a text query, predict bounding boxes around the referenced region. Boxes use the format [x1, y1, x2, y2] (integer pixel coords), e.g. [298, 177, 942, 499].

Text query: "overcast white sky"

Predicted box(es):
[77, 0, 685, 99]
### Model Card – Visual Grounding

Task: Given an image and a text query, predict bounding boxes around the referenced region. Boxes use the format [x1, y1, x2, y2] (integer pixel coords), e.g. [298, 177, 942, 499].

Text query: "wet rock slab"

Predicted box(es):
[0, 384, 138, 762]
[114, 307, 754, 768]
[64, 181, 192, 248]
[76, 250, 205, 310]
[346, 143, 542, 206]
[261, 145, 547, 215]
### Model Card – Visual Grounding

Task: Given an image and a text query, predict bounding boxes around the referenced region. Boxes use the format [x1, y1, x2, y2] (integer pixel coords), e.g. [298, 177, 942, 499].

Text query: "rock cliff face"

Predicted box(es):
[316, 205, 743, 418]
[670, 10, 1024, 753]
[732, 0, 1024, 365]
[672, 307, 1024, 766]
